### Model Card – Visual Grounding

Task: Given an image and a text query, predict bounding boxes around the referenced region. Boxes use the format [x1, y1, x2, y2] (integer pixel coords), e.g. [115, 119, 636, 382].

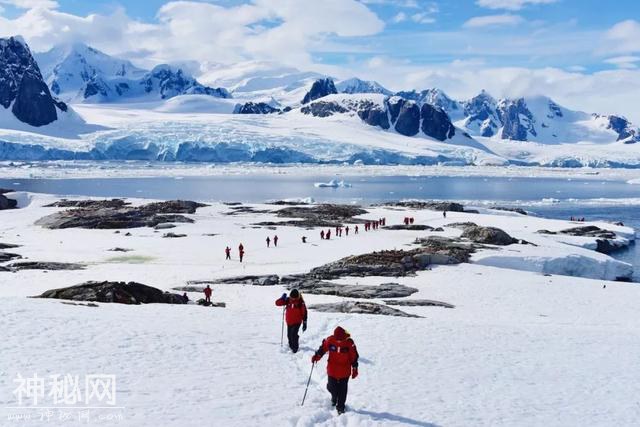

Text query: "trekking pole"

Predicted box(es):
[301, 362, 315, 406]
[280, 306, 286, 347]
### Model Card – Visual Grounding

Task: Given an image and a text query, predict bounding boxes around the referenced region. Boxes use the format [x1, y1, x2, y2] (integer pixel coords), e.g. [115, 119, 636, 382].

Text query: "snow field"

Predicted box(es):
[1, 194, 639, 426]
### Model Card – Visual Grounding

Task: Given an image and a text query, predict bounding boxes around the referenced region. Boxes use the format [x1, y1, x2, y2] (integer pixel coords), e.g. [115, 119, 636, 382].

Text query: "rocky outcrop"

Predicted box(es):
[537, 226, 624, 254]
[357, 105, 390, 129]
[414, 236, 478, 264]
[497, 98, 536, 141]
[384, 299, 455, 309]
[45, 199, 128, 209]
[162, 232, 186, 238]
[463, 91, 499, 137]
[0, 252, 21, 262]
[309, 301, 421, 318]
[189, 274, 280, 286]
[37, 281, 185, 305]
[0, 36, 66, 127]
[7, 261, 85, 271]
[140, 65, 230, 100]
[300, 101, 348, 117]
[255, 204, 368, 228]
[0, 194, 18, 210]
[302, 78, 337, 104]
[289, 281, 418, 299]
[235, 102, 279, 114]
[36, 199, 206, 229]
[196, 299, 226, 307]
[460, 225, 518, 246]
[391, 99, 420, 136]
[384, 224, 434, 231]
[490, 206, 527, 215]
[607, 115, 640, 143]
[420, 104, 456, 141]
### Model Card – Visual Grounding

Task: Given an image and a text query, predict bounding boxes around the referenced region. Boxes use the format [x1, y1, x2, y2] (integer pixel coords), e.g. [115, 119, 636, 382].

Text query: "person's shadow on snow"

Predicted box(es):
[354, 410, 440, 427]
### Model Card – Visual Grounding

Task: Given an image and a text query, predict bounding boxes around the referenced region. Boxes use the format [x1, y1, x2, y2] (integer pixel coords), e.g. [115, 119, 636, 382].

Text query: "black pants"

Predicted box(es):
[287, 323, 301, 353]
[327, 376, 349, 412]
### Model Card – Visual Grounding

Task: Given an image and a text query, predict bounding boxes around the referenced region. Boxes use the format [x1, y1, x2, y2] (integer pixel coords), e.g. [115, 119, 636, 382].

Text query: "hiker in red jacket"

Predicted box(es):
[274, 235, 278, 247]
[204, 285, 212, 303]
[275, 289, 307, 353]
[225, 246, 231, 260]
[311, 326, 359, 414]
[321, 230, 325, 240]
[326, 230, 331, 240]
[354, 225, 359, 234]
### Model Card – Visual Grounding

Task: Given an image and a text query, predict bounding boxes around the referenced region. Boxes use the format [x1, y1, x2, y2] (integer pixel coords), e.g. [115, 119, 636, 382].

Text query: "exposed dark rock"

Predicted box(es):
[291, 281, 418, 299]
[358, 105, 390, 129]
[107, 247, 133, 252]
[302, 78, 337, 104]
[0, 36, 65, 126]
[35, 199, 205, 229]
[236, 102, 279, 114]
[394, 100, 420, 136]
[0, 242, 20, 249]
[446, 222, 478, 229]
[460, 225, 517, 245]
[413, 236, 478, 264]
[309, 301, 421, 318]
[162, 232, 186, 238]
[172, 285, 206, 292]
[0, 252, 21, 262]
[196, 299, 226, 307]
[45, 199, 128, 209]
[190, 274, 280, 286]
[225, 206, 272, 216]
[420, 104, 455, 141]
[0, 188, 14, 194]
[537, 226, 624, 254]
[154, 223, 176, 230]
[384, 299, 455, 308]
[268, 200, 310, 206]
[37, 281, 185, 305]
[61, 301, 99, 308]
[8, 261, 85, 271]
[0, 194, 18, 210]
[498, 98, 535, 141]
[381, 201, 465, 212]
[257, 204, 368, 228]
[384, 224, 434, 231]
[490, 206, 528, 215]
[300, 101, 347, 117]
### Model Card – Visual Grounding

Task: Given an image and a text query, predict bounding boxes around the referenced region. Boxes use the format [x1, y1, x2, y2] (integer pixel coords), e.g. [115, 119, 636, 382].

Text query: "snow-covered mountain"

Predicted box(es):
[405, 88, 640, 145]
[336, 78, 392, 96]
[0, 36, 97, 137]
[36, 43, 230, 103]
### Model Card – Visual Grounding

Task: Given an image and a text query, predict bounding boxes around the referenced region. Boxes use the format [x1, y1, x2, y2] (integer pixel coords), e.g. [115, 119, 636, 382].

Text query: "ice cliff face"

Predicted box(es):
[0, 36, 68, 127]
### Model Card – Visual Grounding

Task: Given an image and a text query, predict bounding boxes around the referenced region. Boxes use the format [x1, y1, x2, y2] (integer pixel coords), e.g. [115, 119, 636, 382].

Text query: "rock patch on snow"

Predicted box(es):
[288, 281, 418, 299]
[384, 299, 455, 309]
[309, 301, 421, 318]
[37, 281, 186, 305]
[36, 199, 205, 229]
[460, 225, 518, 246]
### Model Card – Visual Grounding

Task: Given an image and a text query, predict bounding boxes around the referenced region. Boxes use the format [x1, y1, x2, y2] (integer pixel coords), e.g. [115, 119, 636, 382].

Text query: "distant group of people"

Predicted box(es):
[403, 217, 415, 225]
[224, 243, 245, 262]
[570, 216, 586, 222]
[319, 218, 386, 240]
[266, 235, 279, 247]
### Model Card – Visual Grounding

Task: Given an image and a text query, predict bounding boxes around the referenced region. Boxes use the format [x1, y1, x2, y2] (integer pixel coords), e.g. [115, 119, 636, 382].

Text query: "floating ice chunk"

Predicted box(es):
[313, 179, 352, 188]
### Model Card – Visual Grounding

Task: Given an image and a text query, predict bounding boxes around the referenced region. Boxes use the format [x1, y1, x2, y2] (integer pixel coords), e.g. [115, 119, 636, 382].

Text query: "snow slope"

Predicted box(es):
[1, 193, 639, 426]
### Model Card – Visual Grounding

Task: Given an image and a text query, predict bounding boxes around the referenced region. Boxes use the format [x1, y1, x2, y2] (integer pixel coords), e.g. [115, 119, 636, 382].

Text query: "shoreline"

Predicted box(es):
[2, 161, 640, 181]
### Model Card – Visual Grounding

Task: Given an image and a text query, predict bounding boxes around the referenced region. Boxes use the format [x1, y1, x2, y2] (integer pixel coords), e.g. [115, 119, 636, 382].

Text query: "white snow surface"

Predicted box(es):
[1, 193, 639, 426]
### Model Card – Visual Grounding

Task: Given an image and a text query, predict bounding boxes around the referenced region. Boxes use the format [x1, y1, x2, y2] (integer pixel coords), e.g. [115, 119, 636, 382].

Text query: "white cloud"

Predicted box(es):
[463, 14, 524, 28]
[604, 55, 640, 69]
[605, 20, 640, 54]
[476, 0, 558, 11]
[392, 12, 407, 23]
[411, 12, 435, 24]
[0, 0, 58, 9]
[0, 0, 384, 69]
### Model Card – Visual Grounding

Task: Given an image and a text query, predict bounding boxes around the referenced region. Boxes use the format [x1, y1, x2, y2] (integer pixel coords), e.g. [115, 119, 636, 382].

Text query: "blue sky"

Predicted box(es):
[0, 0, 639, 119]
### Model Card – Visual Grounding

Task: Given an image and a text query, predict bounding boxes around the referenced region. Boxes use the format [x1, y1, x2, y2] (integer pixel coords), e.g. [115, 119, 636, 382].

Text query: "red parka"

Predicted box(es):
[275, 296, 308, 326]
[315, 327, 359, 379]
